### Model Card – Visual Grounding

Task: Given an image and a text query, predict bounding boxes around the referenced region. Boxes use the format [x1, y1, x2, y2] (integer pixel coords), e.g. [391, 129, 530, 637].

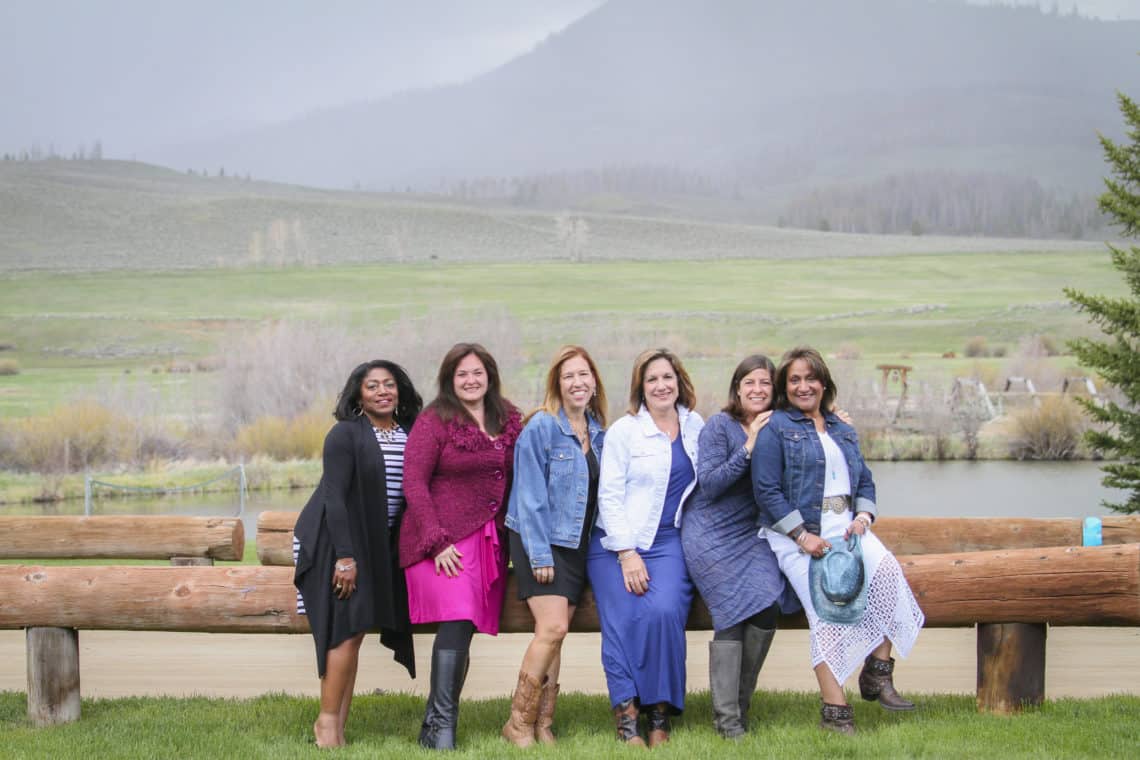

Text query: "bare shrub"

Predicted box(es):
[0, 358, 19, 375]
[377, 305, 525, 399]
[218, 320, 357, 431]
[963, 336, 990, 358]
[219, 308, 525, 437]
[1008, 397, 1087, 460]
[0, 401, 134, 472]
[233, 408, 330, 461]
[1003, 335, 1064, 392]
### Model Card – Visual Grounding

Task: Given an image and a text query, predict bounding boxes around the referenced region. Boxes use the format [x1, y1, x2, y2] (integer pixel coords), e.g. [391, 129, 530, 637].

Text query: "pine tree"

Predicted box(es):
[1064, 91, 1140, 513]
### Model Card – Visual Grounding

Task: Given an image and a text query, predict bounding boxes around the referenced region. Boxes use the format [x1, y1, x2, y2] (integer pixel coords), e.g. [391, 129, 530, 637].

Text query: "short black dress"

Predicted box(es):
[510, 447, 599, 604]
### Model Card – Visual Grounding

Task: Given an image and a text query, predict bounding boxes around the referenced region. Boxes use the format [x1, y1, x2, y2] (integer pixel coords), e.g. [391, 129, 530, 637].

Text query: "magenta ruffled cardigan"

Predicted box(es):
[398, 406, 522, 567]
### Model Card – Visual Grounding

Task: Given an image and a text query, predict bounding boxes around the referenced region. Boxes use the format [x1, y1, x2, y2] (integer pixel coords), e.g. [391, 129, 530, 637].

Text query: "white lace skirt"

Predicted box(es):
[765, 509, 924, 683]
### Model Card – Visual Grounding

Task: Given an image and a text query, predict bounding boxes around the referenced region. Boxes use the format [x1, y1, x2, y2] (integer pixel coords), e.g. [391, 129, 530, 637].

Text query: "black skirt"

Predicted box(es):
[510, 529, 590, 604]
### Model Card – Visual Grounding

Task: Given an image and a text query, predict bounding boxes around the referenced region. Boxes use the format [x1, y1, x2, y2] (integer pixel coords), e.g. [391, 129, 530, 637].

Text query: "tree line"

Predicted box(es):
[778, 170, 1108, 239]
[3, 140, 104, 162]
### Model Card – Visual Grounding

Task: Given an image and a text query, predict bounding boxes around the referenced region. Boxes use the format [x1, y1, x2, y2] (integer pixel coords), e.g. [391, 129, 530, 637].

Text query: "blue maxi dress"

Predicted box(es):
[587, 435, 695, 712]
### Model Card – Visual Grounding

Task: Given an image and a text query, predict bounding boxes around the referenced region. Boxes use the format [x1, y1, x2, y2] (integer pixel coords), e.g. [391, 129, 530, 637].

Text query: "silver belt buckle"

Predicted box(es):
[822, 495, 850, 514]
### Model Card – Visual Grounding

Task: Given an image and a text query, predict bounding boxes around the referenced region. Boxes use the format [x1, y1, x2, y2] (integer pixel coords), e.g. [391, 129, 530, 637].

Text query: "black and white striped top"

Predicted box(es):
[373, 425, 407, 528]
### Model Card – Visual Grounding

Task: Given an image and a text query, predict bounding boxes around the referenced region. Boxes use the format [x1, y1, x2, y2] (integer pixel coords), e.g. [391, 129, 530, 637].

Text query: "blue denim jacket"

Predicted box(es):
[505, 408, 605, 568]
[751, 408, 877, 535]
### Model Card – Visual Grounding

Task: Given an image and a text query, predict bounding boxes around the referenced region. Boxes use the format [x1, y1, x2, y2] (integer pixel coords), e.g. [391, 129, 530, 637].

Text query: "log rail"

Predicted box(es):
[257, 512, 1140, 566]
[4, 513, 1140, 725]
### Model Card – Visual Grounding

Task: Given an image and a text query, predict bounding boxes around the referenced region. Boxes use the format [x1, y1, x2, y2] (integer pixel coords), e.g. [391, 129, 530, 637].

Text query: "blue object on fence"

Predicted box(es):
[1082, 516, 1102, 547]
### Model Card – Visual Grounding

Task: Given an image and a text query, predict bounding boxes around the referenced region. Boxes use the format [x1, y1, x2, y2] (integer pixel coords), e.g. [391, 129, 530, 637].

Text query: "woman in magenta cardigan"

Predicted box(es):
[399, 342, 522, 750]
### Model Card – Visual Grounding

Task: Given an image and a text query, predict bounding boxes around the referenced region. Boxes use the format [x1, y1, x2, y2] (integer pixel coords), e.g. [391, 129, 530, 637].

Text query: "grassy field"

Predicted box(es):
[1, 690, 1135, 759]
[0, 251, 1121, 418]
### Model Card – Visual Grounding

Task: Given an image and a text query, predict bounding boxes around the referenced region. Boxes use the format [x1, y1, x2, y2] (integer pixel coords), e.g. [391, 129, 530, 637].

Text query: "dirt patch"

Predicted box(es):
[3, 628, 1137, 700]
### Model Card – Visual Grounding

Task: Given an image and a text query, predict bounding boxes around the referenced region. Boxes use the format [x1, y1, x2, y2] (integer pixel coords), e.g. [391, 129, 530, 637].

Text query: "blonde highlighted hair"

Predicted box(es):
[530, 345, 608, 426]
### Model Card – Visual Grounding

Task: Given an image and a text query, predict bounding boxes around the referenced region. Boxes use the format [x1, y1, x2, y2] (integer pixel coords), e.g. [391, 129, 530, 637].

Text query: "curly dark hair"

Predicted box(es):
[333, 359, 422, 427]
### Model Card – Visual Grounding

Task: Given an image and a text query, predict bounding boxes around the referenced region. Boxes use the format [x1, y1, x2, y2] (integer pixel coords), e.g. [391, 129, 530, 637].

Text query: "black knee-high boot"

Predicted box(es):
[419, 648, 469, 750]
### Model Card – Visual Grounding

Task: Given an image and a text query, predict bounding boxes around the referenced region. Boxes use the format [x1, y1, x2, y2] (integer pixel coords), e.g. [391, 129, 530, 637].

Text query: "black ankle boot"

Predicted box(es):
[419, 648, 468, 750]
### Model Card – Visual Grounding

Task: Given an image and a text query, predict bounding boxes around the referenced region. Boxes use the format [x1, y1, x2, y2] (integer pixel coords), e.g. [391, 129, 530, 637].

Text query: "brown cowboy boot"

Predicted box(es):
[819, 702, 856, 735]
[646, 703, 671, 748]
[858, 654, 916, 711]
[501, 671, 546, 747]
[534, 681, 559, 744]
[613, 699, 647, 747]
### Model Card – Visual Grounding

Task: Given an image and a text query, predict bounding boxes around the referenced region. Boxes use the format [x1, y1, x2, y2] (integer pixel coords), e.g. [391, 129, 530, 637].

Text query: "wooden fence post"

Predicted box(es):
[27, 626, 81, 725]
[976, 622, 1047, 713]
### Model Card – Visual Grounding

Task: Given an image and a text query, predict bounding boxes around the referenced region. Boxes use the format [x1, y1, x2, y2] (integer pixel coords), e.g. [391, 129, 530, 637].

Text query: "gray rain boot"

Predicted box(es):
[708, 640, 746, 739]
[739, 627, 776, 724]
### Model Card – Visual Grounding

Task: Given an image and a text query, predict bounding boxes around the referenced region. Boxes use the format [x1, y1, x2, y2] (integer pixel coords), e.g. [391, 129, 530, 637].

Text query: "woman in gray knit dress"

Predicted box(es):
[681, 354, 798, 738]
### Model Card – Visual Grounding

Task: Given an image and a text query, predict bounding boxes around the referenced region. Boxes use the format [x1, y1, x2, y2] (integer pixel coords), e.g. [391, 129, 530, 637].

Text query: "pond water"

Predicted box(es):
[14, 460, 1126, 539]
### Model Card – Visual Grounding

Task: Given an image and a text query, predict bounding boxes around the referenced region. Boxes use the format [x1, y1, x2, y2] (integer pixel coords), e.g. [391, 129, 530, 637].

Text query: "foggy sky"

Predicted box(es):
[0, 0, 1136, 160]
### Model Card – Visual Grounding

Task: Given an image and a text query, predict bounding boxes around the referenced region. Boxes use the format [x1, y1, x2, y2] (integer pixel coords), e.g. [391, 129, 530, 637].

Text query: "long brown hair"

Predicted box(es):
[626, 348, 697, 415]
[429, 342, 515, 435]
[530, 344, 608, 427]
[773, 346, 837, 413]
[723, 354, 776, 422]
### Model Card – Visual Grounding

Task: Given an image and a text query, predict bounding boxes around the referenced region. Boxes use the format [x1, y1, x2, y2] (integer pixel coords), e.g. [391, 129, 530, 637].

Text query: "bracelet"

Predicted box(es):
[617, 550, 637, 563]
[795, 531, 810, 546]
[787, 526, 805, 542]
[854, 514, 872, 528]
[335, 561, 356, 572]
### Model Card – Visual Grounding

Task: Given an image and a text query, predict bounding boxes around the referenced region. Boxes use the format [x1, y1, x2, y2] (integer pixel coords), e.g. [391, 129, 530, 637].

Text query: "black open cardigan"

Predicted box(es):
[293, 415, 415, 678]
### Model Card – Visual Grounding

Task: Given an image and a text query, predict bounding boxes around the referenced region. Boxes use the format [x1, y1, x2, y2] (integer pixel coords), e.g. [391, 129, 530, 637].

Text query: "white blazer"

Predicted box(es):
[596, 404, 704, 551]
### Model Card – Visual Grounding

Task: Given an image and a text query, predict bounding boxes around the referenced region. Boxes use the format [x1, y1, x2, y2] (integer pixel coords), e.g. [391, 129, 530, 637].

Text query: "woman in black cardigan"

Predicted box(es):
[293, 359, 422, 747]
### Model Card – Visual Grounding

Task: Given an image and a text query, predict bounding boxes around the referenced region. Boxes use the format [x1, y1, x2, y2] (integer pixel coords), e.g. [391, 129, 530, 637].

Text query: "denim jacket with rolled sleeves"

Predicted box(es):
[751, 408, 877, 536]
[505, 408, 605, 568]
[597, 404, 704, 552]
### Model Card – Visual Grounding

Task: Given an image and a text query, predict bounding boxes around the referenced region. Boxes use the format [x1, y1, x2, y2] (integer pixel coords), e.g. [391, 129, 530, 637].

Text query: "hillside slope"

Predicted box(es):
[0, 160, 1101, 271]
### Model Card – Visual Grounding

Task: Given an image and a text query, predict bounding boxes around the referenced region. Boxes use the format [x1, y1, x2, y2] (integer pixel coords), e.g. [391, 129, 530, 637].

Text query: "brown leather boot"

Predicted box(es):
[501, 671, 546, 747]
[613, 699, 646, 747]
[858, 654, 916, 711]
[819, 702, 856, 735]
[646, 703, 671, 748]
[534, 681, 559, 744]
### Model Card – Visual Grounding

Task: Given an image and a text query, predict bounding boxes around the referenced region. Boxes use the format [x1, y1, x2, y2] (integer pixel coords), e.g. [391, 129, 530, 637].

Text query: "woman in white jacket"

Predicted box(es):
[586, 348, 704, 748]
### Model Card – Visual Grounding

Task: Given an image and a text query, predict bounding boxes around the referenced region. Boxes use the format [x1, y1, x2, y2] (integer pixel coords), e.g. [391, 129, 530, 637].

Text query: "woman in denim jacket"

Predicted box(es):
[587, 348, 704, 747]
[752, 346, 923, 735]
[502, 345, 608, 747]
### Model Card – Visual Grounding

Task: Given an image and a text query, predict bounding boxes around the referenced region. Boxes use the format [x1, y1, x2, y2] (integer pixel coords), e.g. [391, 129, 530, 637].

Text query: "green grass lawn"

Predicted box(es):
[0, 690, 1135, 759]
[0, 252, 1122, 417]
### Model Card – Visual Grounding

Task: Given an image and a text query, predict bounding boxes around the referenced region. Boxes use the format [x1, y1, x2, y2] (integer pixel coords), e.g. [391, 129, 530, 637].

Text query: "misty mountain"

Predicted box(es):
[156, 0, 1140, 201]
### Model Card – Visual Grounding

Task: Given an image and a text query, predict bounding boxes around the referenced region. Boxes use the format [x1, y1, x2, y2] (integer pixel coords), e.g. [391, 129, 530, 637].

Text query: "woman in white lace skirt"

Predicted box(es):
[751, 346, 923, 735]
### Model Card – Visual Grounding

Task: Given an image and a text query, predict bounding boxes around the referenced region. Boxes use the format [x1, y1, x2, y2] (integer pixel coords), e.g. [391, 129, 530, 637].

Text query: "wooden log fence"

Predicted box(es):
[3, 542, 1140, 723]
[0, 516, 244, 563]
[255, 512, 1140, 567]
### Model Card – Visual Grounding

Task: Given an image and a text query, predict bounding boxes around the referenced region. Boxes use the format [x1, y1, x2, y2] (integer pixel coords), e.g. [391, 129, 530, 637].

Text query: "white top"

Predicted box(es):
[596, 404, 704, 551]
[818, 431, 852, 498]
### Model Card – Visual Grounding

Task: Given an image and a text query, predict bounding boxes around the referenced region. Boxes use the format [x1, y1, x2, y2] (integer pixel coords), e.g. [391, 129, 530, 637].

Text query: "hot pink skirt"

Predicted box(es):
[405, 520, 506, 635]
